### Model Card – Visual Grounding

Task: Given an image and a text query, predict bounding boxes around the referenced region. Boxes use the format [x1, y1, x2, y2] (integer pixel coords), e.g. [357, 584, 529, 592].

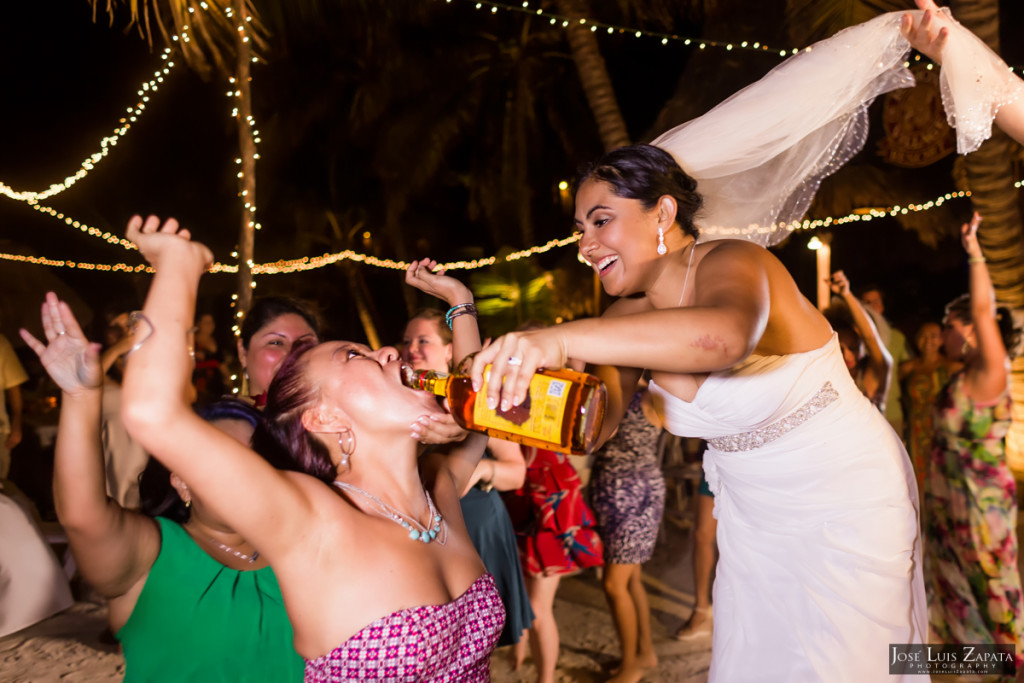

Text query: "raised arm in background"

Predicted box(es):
[957, 213, 1009, 403]
[830, 270, 892, 406]
[404, 257, 490, 494]
[20, 294, 160, 630]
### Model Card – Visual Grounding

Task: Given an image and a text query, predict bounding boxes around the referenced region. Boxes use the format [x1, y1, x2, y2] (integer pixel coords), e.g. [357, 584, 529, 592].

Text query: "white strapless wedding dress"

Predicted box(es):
[650, 334, 926, 682]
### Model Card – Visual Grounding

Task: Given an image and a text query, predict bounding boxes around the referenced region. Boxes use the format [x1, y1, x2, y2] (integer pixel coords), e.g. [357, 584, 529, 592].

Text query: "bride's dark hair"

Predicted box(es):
[574, 144, 703, 239]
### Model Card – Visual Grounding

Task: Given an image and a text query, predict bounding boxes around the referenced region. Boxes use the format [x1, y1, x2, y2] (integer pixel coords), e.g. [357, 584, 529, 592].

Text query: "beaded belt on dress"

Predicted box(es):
[706, 381, 839, 452]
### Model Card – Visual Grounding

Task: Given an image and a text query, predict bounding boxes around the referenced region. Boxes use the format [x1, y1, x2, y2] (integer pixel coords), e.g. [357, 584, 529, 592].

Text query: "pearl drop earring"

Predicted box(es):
[657, 227, 667, 255]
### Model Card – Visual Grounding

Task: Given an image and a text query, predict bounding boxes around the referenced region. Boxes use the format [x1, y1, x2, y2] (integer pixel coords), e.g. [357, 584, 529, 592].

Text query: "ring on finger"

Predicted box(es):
[56, 330, 67, 336]
[506, 356, 523, 367]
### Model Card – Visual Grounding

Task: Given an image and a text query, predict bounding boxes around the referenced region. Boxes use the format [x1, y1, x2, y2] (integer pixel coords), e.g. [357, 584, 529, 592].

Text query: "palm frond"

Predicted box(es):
[88, 0, 268, 76]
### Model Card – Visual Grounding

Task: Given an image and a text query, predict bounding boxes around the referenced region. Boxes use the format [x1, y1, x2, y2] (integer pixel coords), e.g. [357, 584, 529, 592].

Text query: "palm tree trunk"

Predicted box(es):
[555, 0, 629, 314]
[233, 0, 256, 318]
[950, 0, 1024, 475]
[555, 0, 631, 153]
[325, 212, 381, 348]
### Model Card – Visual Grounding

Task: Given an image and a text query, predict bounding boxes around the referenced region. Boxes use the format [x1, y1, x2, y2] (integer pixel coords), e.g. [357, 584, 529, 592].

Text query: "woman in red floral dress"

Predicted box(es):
[504, 445, 603, 683]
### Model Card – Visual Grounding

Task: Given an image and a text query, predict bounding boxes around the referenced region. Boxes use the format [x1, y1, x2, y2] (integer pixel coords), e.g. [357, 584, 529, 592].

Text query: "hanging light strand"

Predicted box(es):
[0, 49, 178, 204]
[10, 187, 987, 275]
[447, 0, 1024, 71]
[449, 0, 804, 56]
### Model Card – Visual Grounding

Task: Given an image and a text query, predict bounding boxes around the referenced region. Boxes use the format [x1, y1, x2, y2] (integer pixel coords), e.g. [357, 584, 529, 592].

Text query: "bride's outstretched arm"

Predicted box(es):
[902, 0, 1024, 145]
[470, 241, 772, 411]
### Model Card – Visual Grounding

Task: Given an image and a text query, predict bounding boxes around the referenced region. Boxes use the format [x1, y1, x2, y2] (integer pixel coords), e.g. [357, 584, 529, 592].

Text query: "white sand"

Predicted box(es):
[0, 515, 710, 682]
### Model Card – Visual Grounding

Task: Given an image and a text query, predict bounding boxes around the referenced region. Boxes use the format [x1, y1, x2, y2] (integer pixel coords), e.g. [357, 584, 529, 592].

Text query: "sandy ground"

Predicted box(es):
[0, 512, 710, 683]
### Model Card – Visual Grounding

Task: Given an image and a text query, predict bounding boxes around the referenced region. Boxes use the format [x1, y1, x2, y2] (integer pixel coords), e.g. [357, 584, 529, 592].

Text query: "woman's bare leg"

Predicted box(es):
[604, 563, 658, 682]
[526, 572, 562, 683]
[675, 492, 716, 638]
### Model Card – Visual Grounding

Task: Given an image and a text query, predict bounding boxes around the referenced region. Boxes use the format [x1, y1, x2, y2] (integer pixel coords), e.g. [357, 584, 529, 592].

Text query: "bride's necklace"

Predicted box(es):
[677, 239, 697, 307]
[333, 481, 447, 545]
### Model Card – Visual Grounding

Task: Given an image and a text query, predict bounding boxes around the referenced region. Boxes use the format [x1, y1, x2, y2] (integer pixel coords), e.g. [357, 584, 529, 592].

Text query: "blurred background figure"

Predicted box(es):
[400, 306, 533, 652]
[826, 271, 892, 409]
[923, 214, 1023, 673]
[191, 312, 228, 409]
[236, 296, 319, 407]
[0, 490, 73, 639]
[860, 284, 910, 436]
[588, 369, 665, 683]
[98, 312, 148, 509]
[506, 442, 603, 683]
[674, 443, 715, 644]
[899, 322, 960, 498]
[0, 331, 28, 489]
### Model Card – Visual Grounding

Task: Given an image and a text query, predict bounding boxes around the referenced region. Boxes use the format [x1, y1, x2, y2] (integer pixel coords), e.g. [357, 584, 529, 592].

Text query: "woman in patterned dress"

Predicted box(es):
[589, 371, 665, 683]
[900, 322, 960, 497]
[118, 218, 505, 681]
[924, 213, 1023, 678]
[504, 441, 604, 683]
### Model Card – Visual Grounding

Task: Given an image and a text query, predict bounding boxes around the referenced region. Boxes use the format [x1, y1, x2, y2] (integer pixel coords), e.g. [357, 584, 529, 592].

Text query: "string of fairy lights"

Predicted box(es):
[449, 0, 800, 56]
[2, 1, 1021, 280]
[0, 49, 178, 203]
[448, 0, 1024, 73]
[2, 187, 993, 274]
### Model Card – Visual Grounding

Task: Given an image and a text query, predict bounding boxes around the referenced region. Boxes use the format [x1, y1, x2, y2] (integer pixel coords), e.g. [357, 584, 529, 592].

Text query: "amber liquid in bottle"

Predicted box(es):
[402, 365, 607, 455]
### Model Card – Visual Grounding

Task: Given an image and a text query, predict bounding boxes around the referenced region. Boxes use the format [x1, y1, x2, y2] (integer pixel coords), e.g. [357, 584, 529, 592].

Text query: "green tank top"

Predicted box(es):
[117, 517, 303, 682]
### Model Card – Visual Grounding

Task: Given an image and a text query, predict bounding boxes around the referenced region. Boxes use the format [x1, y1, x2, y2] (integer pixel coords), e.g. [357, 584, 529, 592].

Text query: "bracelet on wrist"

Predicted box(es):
[968, 255, 986, 264]
[445, 302, 478, 329]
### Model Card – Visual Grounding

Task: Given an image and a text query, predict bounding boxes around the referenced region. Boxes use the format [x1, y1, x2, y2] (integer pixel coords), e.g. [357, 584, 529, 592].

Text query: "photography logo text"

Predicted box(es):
[889, 644, 1016, 676]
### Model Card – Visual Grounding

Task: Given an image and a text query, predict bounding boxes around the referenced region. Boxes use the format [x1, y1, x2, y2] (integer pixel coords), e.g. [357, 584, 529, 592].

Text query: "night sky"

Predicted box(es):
[1, 2, 1021, 351]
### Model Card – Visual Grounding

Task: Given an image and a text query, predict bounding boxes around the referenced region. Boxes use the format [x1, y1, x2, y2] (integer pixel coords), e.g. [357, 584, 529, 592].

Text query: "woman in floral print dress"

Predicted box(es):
[924, 213, 1023, 676]
[504, 443, 603, 683]
[900, 321, 960, 498]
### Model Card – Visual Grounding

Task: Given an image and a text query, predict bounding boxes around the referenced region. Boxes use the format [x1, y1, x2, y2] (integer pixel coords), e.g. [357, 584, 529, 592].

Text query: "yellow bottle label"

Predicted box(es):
[472, 369, 570, 443]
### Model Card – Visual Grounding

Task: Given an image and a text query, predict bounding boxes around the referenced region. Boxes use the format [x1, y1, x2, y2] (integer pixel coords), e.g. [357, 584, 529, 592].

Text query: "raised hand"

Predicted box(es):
[829, 270, 852, 297]
[126, 214, 213, 276]
[469, 329, 568, 412]
[901, 0, 951, 65]
[405, 258, 473, 307]
[961, 212, 983, 259]
[20, 292, 103, 396]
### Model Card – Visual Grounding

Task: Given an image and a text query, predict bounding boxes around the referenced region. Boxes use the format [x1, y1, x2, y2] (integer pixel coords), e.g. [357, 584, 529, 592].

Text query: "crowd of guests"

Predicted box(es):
[1, 1, 1023, 681]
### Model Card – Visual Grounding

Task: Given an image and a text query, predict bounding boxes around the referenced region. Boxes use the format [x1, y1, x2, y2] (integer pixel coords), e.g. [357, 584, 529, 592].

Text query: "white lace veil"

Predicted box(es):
[651, 9, 1024, 247]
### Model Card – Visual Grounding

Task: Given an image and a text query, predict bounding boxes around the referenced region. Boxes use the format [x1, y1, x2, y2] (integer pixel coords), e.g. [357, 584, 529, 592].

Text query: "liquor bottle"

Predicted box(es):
[401, 363, 607, 455]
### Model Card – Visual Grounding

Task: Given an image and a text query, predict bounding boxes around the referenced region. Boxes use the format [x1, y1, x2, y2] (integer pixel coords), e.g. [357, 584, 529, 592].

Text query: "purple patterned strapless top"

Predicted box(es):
[304, 573, 504, 682]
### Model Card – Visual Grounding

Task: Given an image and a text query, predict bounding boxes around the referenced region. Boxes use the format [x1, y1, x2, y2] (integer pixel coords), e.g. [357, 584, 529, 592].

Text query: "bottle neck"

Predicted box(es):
[403, 368, 451, 397]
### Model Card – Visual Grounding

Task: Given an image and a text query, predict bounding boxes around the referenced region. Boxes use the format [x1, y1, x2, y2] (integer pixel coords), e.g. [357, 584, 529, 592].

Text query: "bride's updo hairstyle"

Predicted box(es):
[575, 144, 703, 240]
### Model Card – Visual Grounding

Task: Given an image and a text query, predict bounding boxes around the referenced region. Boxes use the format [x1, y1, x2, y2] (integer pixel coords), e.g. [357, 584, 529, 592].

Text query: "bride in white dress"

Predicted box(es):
[471, 2, 1024, 680]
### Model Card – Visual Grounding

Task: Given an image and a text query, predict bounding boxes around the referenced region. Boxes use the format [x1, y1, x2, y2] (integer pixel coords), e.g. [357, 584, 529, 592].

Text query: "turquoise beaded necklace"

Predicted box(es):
[333, 481, 447, 545]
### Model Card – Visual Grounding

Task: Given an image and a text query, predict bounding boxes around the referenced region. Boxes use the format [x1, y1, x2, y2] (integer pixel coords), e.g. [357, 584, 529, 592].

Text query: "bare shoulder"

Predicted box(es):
[692, 240, 772, 300]
[699, 239, 774, 268]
